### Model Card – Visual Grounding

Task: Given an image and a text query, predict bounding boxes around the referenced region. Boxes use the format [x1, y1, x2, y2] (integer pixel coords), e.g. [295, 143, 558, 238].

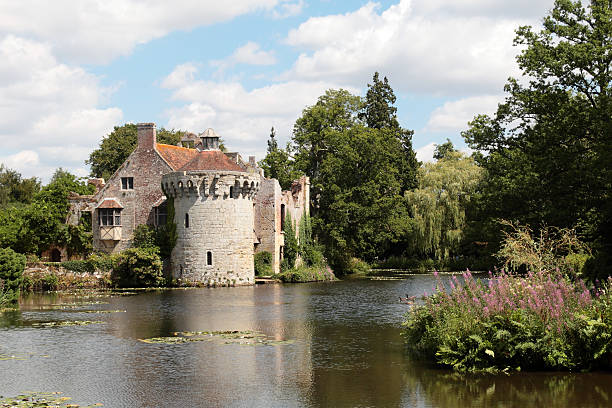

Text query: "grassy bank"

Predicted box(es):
[276, 265, 336, 283]
[403, 271, 612, 372]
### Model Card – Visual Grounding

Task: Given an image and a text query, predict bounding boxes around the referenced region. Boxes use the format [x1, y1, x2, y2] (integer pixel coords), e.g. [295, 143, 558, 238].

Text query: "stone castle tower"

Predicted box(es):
[161, 129, 261, 286]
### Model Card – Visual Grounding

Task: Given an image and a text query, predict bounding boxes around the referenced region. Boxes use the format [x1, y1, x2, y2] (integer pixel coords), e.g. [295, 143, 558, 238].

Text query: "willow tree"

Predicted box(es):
[405, 152, 483, 259]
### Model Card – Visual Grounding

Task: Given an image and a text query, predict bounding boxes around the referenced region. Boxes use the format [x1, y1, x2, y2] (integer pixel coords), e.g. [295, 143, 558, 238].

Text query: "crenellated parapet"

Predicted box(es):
[161, 171, 260, 200]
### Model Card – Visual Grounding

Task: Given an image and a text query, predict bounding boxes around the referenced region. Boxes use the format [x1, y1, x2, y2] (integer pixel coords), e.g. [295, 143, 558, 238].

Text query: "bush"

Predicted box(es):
[276, 265, 335, 283]
[132, 224, 159, 250]
[87, 252, 116, 272]
[0, 247, 26, 304]
[345, 258, 370, 275]
[254, 251, 273, 276]
[403, 270, 612, 372]
[111, 247, 164, 288]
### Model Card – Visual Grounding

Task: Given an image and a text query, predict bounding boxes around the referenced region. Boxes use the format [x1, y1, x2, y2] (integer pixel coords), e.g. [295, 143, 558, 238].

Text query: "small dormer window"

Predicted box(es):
[121, 177, 134, 190]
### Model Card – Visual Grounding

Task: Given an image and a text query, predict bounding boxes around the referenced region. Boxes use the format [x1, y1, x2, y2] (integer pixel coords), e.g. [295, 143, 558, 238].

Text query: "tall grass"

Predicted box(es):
[403, 270, 612, 372]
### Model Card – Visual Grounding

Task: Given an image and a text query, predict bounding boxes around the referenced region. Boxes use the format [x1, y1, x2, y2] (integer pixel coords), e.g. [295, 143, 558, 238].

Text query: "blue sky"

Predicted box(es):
[0, 0, 554, 182]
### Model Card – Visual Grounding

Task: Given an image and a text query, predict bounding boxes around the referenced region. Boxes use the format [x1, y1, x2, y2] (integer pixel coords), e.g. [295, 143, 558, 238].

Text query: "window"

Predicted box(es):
[207, 251, 213, 266]
[99, 208, 121, 226]
[229, 186, 234, 198]
[121, 177, 134, 190]
[155, 202, 167, 226]
[185, 213, 190, 228]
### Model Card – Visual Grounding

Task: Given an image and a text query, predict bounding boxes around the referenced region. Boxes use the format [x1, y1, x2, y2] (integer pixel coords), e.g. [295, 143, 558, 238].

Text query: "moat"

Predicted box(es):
[1, 276, 611, 407]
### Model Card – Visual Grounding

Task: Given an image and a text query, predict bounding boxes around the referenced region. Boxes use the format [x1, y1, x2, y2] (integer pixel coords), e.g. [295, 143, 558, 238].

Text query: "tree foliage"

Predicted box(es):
[405, 152, 484, 259]
[86, 124, 188, 180]
[111, 247, 164, 288]
[433, 138, 456, 161]
[0, 168, 94, 256]
[258, 127, 302, 190]
[282, 212, 298, 271]
[0, 247, 26, 304]
[0, 164, 40, 208]
[463, 0, 612, 257]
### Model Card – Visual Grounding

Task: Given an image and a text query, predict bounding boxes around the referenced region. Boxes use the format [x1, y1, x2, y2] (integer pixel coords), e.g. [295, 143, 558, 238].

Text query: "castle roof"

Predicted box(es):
[156, 144, 199, 170]
[178, 149, 245, 172]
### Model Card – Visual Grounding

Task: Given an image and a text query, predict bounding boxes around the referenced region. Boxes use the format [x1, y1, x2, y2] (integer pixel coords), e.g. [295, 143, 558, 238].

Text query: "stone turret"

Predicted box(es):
[161, 141, 261, 286]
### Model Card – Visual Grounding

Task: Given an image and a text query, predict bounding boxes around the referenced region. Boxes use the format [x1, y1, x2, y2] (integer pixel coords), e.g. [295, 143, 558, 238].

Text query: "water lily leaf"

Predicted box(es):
[139, 330, 293, 346]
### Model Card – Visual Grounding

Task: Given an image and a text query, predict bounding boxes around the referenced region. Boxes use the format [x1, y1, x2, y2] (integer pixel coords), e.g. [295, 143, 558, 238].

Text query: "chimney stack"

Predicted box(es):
[137, 123, 156, 150]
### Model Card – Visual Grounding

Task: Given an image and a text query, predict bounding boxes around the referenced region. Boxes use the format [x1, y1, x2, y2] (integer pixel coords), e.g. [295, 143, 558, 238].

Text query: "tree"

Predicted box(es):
[86, 124, 188, 180]
[0, 164, 40, 208]
[292, 89, 362, 211]
[433, 138, 456, 161]
[359, 72, 400, 129]
[0, 247, 26, 304]
[463, 0, 612, 255]
[359, 72, 419, 191]
[315, 125, 412, 268]
[404, 152, 484, 260]
[258, 127, 301, 190]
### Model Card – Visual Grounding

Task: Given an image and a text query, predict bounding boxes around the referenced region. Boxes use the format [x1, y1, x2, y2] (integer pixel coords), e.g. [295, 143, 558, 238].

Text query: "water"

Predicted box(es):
[1, 275, 610, 407]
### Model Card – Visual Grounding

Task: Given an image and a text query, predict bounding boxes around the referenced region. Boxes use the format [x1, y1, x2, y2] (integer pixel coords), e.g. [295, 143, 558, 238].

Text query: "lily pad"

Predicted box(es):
[30, 320, 105, 328]
[0, 391, 102, 407]
[139, 330, 294, 346]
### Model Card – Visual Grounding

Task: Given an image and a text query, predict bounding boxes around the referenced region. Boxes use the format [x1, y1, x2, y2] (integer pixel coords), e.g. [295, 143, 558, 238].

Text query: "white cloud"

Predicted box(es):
[0, 0, 290, 64]
[416, 142, 436, 163]
[271, 0, 305, 19]
[283, 0, 551, 96]
[211, 42, 277, 73]
[162, 64, 354, 158]
[0, 35, 122, 182]
[425, 95, 501, 133]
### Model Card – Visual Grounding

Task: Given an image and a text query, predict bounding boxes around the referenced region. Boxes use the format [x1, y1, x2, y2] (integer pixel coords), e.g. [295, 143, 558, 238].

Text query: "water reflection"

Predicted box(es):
[0, 277, 610, 407]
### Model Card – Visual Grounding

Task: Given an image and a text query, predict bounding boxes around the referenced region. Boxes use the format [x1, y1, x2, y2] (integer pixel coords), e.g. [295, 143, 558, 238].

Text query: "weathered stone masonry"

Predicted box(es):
[69, 122, 309, 286]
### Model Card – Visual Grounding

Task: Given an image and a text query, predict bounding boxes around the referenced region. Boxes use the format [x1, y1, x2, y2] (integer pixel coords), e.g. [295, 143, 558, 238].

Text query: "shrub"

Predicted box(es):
[497, 221, 591, 275]
[403, 270, 612, 372]
[87, 252, 116, 272]
[61, 259, 95, 273]
[254, 251, 273, 276]
[111, 247, 164, 288]
[277, 265, 335, 283]
[42, 273, 59, 291]
[132, 224, 159, 250]
[345, 258, 370, 275]
[0, 247, 26, 304]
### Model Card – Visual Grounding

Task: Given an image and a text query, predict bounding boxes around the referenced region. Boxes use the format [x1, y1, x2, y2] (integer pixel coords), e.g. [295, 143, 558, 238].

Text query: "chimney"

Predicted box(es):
[137, 123, 156, 150]
[199, 128, 220, 151]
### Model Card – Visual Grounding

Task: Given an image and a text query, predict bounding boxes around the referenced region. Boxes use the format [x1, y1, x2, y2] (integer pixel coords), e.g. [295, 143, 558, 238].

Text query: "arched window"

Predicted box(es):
[185, 213, 190, 228]
[207, 251, 213, 266]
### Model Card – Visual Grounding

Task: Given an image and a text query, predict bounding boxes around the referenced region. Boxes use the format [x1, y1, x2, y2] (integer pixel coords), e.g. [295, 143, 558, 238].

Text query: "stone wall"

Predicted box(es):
[91, 124, 171, 253]
[254, 178, 283, 274]
[163, 170, 260, 286]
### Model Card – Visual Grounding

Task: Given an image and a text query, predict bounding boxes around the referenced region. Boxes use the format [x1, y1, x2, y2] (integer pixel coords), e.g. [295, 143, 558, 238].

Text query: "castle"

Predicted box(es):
[68, 123, 309, 285]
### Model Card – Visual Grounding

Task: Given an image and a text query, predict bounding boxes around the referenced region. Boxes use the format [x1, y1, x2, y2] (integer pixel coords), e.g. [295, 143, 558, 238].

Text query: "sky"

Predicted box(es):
[0, 0, 556, 183]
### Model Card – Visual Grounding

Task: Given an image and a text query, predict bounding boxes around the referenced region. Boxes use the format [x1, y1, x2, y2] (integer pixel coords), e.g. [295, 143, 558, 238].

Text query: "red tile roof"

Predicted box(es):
[156, 144, 199, 170]
[97, 198, 123, 209]
[178, 149, 245, 172]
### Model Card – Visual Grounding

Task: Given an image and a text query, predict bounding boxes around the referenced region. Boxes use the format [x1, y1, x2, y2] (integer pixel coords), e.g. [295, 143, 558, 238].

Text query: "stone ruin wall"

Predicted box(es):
[253, 175, 310, 274]
[253, 178, 284, 274]
[162, 170, 260, 286]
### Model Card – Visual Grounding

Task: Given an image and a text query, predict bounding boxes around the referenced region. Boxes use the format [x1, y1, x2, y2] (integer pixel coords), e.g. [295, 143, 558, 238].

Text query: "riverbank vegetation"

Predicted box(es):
[403, 270, 612, 372]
